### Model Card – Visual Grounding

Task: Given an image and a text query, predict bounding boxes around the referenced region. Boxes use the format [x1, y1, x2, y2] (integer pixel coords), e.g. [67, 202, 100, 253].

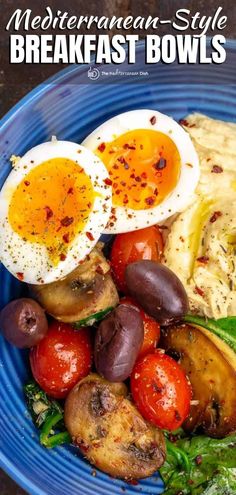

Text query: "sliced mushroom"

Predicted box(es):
[64, 374, 166, 479]
[161, 323, 236, 438]
[31, 244, 119, 324]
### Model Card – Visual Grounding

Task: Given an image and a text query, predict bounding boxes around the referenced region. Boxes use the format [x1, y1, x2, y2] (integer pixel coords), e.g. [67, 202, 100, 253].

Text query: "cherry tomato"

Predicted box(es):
[130, 350, 192, 431]
[30, 321, 92, 399]
[121, 297, 160, 357]
[110, 226, 163, 292]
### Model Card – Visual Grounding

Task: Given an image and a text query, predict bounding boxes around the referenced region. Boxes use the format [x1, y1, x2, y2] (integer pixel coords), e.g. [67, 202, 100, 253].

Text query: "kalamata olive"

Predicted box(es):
[0, 298, 48, 348]
[125, 260, 189, 326]
[94, 304, 144, 382]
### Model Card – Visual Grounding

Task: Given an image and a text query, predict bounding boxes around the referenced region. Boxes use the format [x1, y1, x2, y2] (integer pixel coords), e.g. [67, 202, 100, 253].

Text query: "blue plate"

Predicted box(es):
[0, 41, 236, 495]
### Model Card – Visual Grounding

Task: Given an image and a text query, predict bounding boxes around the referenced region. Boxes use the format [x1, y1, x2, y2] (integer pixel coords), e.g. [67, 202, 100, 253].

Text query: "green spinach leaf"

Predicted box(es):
[24, 380, 71, 448]
[183, 315, 236, 352]
[160, 433, 236, 495]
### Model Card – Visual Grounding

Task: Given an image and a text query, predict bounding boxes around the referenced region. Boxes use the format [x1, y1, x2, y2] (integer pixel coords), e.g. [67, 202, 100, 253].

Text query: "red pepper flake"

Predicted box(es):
[123, 143, 136, 150]
[60, 253, 66, 261]
[67, 187, 74, 194]
[168, 434, 178, 443]
[126, 480, 139, 486]
[135, 176, 141, 182]
[174, 410, 182, 422]
[150, 115, 156, 125]
[76, 440, 90, 452]
[194, 286, 205, 297]
[61, 216, 74, 227]
[98, 142, 106, 152]
[154, 158, 166, 170]
[152, 382, 163, 393]
[141, 182, 147, 188]
[145, 196, 155, 206]
[210, 211, 222, 223]
[63, 233, 70, 244]
[16, 272, 24, 281]
[179, 118, 189, 127]
[44, 206, 53, 220]
[120, 181, 126, 187]
[95, 265, 104, 275]
[118, 156, 125, 163]
[197, 255, 209, 264]
[179, 119, 196, 128]
[195, 455, 203, 466]
[123, 196, 129, 204]
[211, 165, 223, 173]
[154, 188, 158, 196]
[86, 231, 95, 241]
[24, 180, 30, 186]
[113, 164, 119, 170]
[87, 201, 92, 208]
[104, 178, 112, 186]
[115, 189, 121, 195]
[130, 173, 135, 179]
[141, 171, 147, 179]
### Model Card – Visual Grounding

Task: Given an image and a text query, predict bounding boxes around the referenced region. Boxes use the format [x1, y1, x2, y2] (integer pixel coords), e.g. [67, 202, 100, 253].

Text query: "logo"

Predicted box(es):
[88, 67, 100, 81]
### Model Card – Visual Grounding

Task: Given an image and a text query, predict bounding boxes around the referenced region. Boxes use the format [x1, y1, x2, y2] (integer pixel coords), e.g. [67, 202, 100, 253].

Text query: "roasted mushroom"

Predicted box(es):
[31, 244, 119, 325]
[64, 374, 166, 479]
[161, 323, 236, 438]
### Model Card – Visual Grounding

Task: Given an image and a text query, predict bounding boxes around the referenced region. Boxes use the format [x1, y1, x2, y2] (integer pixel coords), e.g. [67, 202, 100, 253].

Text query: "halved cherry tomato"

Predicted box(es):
[130, 350, 192, 431]
[30, 321, 92, 399]
[110, 226, 163, 292]
[120, 296, 160, 357]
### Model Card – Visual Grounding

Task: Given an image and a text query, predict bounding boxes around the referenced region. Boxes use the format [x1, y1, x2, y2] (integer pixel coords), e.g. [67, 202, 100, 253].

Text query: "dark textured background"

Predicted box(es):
[1, 0, 236, 118]
[0, 0, 235, 493]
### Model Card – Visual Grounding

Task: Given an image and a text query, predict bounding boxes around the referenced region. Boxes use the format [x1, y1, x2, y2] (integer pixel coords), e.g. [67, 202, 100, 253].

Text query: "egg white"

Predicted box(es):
[83, 109, 200, 233]
[0, 140, 112, 284]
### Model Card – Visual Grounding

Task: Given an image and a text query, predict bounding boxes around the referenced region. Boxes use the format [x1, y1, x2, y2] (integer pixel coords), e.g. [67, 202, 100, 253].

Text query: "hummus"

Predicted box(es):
[164, 113, 236, 319]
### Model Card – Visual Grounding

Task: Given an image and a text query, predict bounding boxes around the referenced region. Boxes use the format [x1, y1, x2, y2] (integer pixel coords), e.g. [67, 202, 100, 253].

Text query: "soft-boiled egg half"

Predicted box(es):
[0, 140, 112, 284]
[83, 109, 200, 233]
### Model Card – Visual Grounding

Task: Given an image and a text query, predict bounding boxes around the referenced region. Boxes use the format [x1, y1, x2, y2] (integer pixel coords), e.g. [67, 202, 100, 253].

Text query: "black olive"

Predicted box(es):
[94, 304, 144, 382]
[0, 298, 48, 348]
[125, 260, 189, 326]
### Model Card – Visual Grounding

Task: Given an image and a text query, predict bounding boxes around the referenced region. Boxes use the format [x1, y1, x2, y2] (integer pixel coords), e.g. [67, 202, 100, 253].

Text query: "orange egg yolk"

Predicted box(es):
[96, 129, 180, 210]
[8, 158, 94, 264]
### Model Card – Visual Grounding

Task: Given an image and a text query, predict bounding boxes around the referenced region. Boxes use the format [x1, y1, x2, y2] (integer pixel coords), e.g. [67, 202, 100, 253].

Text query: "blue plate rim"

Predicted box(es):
[0, 451, 45, 495]
[0, 37, 236, 495]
